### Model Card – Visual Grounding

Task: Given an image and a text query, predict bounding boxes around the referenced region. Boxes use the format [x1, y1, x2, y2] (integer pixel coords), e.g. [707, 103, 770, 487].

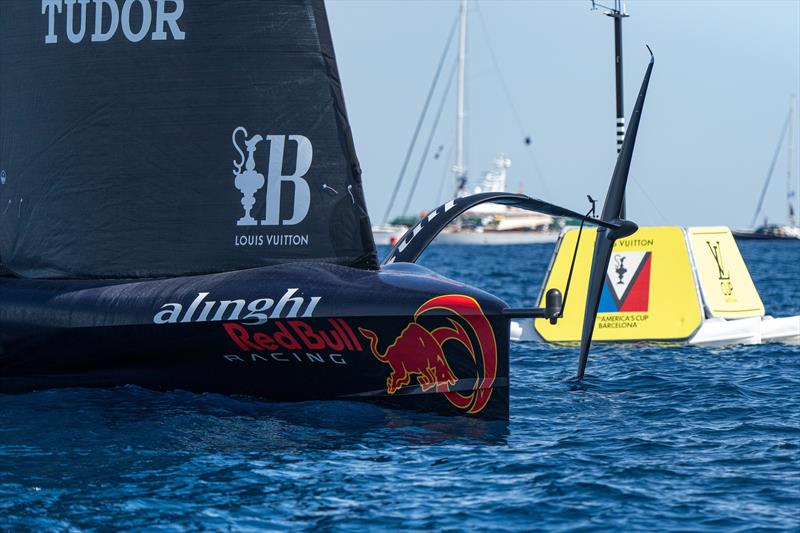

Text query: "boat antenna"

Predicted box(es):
[750, 109, 791, 228]
[453, 0, 469, 197]
[382, 17, 458, 225]
[576, 47, 653, 380]
[591, 0, 629, 217]
[587, 195, 597, 217]
[787, 94, 797, 227]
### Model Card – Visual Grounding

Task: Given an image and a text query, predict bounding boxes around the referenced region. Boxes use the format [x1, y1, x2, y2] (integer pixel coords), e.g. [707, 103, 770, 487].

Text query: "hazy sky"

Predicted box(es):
[326, 0, 800, 228]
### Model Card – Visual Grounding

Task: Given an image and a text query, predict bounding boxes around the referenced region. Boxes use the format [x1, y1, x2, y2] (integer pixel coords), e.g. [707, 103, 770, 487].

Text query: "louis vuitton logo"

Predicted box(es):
[705, 241, 730, 280]
[706, 240, 734, 296]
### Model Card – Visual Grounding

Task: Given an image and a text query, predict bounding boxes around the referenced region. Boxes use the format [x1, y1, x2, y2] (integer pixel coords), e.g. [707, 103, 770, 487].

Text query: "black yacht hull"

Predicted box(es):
[0, 263, 509, 419]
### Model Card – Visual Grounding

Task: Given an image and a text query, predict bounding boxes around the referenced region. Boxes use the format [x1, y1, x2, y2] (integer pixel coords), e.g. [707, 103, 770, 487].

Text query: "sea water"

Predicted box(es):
[1, 241, 798, 531]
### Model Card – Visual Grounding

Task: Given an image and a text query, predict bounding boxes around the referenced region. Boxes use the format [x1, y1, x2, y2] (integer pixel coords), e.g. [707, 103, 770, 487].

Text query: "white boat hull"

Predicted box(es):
[372, 226, 408, 246]
[510, 314, 800, 346]
[433, 230, 560, 245]
[687, 315, 800, 346]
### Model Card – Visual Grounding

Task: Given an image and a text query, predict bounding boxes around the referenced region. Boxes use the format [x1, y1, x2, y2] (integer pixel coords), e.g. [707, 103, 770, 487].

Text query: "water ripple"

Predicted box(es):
[1, 242, 798, 530]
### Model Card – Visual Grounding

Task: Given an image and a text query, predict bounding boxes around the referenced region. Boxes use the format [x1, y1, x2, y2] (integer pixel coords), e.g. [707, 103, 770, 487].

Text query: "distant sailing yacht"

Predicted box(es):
[734, 94, 800, 241]
[435, 155, 562, 244]
[374, 0, 560, 246]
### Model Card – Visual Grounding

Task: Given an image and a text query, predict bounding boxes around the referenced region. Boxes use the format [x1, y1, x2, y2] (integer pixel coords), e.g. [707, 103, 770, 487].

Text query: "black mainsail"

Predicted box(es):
[0, 0, 376, 278]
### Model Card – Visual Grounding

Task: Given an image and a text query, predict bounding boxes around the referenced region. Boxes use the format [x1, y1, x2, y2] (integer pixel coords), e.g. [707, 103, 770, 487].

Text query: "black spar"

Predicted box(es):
[576, 46, 655, 379]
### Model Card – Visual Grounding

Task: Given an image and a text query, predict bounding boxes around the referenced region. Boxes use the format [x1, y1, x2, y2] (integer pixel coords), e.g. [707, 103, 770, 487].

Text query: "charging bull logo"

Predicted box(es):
[358, 295, 497, 414]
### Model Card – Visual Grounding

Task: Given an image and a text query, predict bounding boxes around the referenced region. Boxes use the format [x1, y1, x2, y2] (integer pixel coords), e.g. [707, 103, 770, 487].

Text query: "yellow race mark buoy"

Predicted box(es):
[535, 226, 704, 342]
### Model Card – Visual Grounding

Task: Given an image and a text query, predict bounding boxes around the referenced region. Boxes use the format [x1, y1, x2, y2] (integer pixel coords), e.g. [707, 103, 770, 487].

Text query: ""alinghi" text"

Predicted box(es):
[153, 288, 321, 326]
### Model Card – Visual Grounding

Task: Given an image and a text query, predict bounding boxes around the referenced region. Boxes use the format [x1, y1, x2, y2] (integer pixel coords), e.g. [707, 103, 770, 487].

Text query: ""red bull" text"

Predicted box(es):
[224, 319, 362, 352]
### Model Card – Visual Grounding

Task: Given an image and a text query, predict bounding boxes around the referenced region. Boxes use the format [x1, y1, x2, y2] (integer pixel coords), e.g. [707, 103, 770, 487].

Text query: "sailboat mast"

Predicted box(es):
[788, 94, 797, 227]
[611, 2, 628, 155]
[593, 0, 629, 215]
[454, 0, 468, 196]
[607, 1, 628, 216]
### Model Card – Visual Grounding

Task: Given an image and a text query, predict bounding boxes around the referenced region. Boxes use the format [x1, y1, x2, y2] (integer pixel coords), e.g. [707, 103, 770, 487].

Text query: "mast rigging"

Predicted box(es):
[454, 0, 468, 196]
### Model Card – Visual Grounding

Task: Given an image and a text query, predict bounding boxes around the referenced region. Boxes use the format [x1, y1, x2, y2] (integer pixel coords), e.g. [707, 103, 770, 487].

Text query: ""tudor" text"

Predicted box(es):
[41, 0, 185, 44]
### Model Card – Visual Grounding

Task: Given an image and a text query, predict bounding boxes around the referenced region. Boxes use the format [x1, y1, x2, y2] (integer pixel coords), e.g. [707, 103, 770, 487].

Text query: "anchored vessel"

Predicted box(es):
[734, 94, 800, 241]
[505, 3, 799, 347]
[515, 226, 800, 346]
[435, 156, 561, 245]
[0, 0, 652, 419]
[375, 0, 559, 245]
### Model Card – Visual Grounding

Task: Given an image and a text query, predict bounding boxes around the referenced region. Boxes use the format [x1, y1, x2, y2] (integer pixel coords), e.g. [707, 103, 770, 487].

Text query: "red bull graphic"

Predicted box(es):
[223, 319, 362, 352]
[599, 252, 652, 313]
[359, 295, 497, 414]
